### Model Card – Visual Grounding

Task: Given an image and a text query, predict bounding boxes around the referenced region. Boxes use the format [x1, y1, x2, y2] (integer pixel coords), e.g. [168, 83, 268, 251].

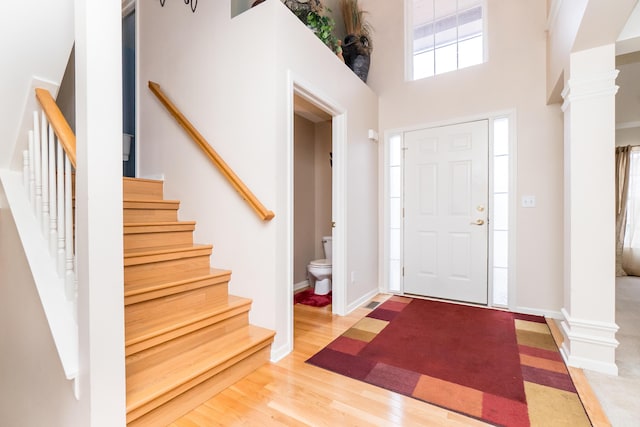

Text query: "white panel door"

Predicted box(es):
[403, 120, 489, 304]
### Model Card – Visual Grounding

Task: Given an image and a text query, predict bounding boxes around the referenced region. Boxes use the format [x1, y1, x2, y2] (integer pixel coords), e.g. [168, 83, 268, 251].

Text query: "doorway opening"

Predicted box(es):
[287, 79, 347, 353]
[122, 7, 136, 177]
[293, 95, 333, 300]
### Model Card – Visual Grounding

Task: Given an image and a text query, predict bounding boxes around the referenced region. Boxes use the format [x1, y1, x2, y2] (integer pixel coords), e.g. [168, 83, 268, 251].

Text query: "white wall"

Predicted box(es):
[138, 0, 378, 357]
[294, 115, 316, 283]
[0, 0, 74, 168]
[616, 59, 640, 127]
[314, 121, 333, 257]
[0, 1, 98, 425]
[0, 192, 83, 427]
[293, 115, 333, 284]
[616, 59, 640, 147]
[365, 0, 565, 315]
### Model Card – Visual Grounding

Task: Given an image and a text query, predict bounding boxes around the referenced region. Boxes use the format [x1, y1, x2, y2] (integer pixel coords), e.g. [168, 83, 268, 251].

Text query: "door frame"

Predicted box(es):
[285, 71, 348, 350]
[381, 111, 518, 310]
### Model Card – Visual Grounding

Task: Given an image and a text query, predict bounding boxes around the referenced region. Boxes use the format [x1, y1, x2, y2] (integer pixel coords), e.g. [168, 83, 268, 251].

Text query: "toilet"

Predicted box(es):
[307, 236, 332, 295]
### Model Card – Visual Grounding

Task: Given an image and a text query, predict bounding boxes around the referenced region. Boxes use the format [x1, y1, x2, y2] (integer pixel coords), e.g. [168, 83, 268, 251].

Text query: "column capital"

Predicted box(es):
[561, 70, 619, 112]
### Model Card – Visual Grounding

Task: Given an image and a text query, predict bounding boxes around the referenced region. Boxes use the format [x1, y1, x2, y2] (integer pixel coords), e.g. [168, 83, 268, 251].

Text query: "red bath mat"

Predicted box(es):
[294, 290, 332, 307]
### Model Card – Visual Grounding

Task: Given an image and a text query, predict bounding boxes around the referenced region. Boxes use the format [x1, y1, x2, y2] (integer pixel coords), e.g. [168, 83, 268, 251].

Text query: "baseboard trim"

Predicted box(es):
[560, 347, 619, 376]
[559, 308, 619, 375]
[270, 342, 291, 363]
[513, 306, 562, 319]
[346, 288, 380, 314]
[140, 173, 165, 181]
[294, 280, 309, 292]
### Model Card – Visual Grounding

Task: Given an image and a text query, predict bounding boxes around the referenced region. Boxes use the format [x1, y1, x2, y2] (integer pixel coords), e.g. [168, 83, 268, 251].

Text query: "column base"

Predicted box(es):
[559, 308, 619, 376]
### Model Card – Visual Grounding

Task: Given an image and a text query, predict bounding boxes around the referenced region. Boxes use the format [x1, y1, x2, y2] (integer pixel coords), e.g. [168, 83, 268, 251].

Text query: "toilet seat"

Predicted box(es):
[309, 258, 331, 267]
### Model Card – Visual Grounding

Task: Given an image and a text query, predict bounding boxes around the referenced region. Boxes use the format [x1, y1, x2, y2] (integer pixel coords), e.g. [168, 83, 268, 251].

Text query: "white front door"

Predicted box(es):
[403, 120, 489, 304]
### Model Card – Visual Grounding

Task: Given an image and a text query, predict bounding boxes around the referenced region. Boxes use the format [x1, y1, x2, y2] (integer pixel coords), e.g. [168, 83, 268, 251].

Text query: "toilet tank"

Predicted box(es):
[322, 236, 332, 261]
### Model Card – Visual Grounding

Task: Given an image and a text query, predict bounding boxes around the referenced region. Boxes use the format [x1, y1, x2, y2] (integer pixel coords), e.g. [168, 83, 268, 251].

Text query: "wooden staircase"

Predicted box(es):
[123, 177, 275, 426]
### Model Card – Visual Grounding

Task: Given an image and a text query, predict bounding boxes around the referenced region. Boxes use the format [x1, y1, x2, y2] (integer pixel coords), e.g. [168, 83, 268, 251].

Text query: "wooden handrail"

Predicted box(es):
[35, 88, 76, 168]
[148, 81, 275, 221]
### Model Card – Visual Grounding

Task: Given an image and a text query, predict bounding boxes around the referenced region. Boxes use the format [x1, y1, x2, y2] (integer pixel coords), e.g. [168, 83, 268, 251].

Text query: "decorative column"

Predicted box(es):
[560, 44, 619, 375]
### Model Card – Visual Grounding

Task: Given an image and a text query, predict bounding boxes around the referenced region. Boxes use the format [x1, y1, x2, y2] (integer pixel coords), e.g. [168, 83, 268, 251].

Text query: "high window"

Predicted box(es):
[408, 0, 485, 80]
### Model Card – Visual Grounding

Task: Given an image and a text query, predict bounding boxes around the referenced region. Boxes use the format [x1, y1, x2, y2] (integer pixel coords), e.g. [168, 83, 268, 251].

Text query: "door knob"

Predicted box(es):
[471, 219, 485, 226]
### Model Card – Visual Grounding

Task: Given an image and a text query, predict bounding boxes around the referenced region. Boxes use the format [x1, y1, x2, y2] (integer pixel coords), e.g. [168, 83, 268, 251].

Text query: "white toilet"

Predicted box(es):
[307, 236, 332, 295]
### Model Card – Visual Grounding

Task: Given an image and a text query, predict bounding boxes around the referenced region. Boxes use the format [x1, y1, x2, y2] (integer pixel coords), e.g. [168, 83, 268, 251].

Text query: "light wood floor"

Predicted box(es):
[171, 294, 608, 427]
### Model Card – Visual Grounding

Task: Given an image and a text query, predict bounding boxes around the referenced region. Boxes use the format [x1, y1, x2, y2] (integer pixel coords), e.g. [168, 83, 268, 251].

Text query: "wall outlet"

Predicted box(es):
[521, 195, 536, 208]
[351, 271, 356, 283]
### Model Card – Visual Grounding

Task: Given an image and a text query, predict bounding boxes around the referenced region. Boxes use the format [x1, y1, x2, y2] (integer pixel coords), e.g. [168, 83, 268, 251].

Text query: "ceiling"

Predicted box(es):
[617, 1, 640, 55]
[294, 94, 332, 123]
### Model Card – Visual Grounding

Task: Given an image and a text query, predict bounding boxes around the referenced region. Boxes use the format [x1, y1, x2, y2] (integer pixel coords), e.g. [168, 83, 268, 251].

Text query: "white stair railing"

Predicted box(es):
[23, 89, 77, 315]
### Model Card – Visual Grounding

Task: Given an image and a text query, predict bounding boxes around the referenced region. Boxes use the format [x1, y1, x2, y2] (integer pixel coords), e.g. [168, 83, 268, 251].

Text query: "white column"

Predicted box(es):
[561, 44, 619, 375]
[74, 0, 125, 424]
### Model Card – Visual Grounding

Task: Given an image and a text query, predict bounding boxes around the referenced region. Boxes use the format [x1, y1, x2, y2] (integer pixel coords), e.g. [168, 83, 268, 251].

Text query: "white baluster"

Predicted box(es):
[64, 155, 74, 301]
[41, 112, 50, 238]
[23, 151, 29, 190]
[28, 130, 35, 206]
[49, 126, 58, 256]
[33, 111, 42, 222]
[57, 144, 65, 276]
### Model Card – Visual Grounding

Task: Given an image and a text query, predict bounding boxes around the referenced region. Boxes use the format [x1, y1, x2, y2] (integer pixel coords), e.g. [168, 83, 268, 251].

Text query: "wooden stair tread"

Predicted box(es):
[124, 244, 213, 267]
[124, 199, 180, 208]
[124, 177, 164, 184]
[124, 221, 196, 233]
[126, 324, 275, 412]
[124, 243, 212, 257]
[125, 295, 251, 348]
[123, 177, 164, 200]
[125, 268, 230, 296]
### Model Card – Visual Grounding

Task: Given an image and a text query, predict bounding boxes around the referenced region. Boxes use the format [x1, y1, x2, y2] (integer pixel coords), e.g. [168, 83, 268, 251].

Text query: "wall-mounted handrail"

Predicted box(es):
[35, 88, 76, 169]
[148, 81, 275, 221]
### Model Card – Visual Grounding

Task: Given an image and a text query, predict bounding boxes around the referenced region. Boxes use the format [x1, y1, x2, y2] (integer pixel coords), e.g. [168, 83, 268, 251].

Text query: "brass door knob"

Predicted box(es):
[471, 219, 485, 226]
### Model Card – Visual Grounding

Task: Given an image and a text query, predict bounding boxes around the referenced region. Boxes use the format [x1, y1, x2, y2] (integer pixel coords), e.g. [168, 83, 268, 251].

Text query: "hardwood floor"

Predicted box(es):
[171, 294, 608, 426]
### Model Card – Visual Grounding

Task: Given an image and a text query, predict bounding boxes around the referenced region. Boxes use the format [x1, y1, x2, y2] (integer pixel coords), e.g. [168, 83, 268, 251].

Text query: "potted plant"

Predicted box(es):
[340, 0, 372, 82]
[283, 0, 341, 55]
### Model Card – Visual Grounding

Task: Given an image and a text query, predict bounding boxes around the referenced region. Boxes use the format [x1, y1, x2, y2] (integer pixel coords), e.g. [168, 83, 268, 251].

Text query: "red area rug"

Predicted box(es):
[307, 296, 591, 427]
[294, 290, 332, 307]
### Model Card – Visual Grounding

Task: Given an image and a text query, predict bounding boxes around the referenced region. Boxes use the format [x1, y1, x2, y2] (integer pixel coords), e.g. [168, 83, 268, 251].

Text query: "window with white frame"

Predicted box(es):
[389, 134, 403, 293]
[409, 0, 485, 80]
[492, 117, 510, 306]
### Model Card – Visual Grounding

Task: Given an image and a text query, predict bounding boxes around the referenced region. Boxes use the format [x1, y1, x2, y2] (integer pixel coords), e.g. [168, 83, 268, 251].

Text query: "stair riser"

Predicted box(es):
[124, 209, 178, 223]
[125, 309, 249, 357]
[126, 313, 250, 370]
[123, 178, 164, 200]
[126, 345, 271, 426]
[124, 230, 194, 251]
[126, 283, 232, 331]
[125, 256, 211, 283]
[124, 272, 231, 306]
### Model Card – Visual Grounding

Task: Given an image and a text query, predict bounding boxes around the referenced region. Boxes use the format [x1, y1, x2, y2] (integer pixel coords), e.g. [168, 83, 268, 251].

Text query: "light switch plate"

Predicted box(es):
[522, 195, 536, 208]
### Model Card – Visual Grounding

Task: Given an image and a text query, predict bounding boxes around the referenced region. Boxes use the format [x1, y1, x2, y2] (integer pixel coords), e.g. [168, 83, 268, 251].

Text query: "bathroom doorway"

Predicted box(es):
[293, 95, 333, 296]
[288, 81, 348, 354]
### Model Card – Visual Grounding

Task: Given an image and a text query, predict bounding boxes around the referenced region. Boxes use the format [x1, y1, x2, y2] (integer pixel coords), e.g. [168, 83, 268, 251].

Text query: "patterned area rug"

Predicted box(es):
[294, 289, 332, 307]
[307, 296, 592, 427]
